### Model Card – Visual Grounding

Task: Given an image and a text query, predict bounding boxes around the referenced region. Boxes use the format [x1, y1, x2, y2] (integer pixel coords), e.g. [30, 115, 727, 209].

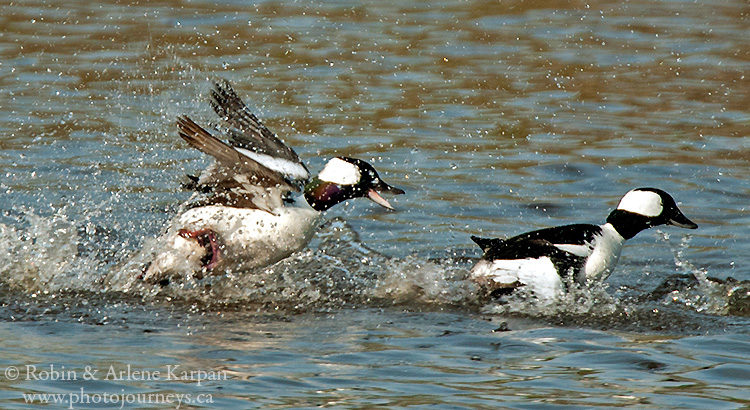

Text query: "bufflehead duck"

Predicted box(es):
[470, 188, 698, 300]
[142, 80, 404, 283]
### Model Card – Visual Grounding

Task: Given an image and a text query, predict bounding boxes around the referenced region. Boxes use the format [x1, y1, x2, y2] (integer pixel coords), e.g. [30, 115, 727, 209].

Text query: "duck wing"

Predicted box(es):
[472, 227, 594, 280]
[209, 79, 310, 184]
[507, 224, 601, 258]
[177, 115, 293, 213]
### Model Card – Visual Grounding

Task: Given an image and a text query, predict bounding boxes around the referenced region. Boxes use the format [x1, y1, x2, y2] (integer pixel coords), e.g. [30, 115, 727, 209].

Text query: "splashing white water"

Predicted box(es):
[0, 211, 102, 294]
[100, 217, 480, 309]
[373, 255, 479, 305]
[658, 230, 741, 315]
[1, 210, 743, 320]
[479, 278, 620, 317]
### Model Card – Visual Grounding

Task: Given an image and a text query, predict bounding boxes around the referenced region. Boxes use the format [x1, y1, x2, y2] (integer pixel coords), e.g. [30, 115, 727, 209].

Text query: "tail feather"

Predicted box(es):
[470, 235, 504, 252]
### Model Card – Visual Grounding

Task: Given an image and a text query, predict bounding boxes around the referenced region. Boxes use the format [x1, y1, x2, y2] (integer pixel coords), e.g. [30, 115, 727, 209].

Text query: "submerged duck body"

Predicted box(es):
[470, 188, 698, 300]
[143, 81, 403, 283]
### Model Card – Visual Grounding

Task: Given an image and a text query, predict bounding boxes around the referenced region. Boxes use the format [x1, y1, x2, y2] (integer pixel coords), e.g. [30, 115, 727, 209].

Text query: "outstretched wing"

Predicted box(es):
[209, 80, 310, 182]
[177, 115, 294, 212]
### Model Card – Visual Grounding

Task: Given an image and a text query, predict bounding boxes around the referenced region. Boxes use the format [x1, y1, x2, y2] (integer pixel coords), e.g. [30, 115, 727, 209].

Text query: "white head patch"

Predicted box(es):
[317, 158, 360, 185]
[616, 189, 663, 217]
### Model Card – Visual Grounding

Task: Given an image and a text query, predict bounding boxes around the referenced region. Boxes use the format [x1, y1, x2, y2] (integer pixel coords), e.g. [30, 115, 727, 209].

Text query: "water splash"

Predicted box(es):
[0, 210, 103, 294]
[101, 218, 479, 311]
[654, 231, 748, 316]
[480, 278, 620, 318]
[1, 209, 745, 326]
[372, 255, 479, 306]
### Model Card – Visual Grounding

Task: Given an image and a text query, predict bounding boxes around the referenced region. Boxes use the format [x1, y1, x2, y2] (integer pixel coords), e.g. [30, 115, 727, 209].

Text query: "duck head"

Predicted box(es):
[606, 187, 698, 239]
[304, 157, 405, 211]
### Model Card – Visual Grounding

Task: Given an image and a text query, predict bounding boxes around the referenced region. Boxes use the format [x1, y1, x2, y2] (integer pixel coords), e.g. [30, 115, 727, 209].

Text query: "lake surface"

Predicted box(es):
[1, 0, 748, 408]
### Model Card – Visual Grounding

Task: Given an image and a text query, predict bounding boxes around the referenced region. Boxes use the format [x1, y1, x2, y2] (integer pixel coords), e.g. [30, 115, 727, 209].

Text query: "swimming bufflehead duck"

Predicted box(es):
[470, 188, 698, 300]
[142, 80, 404, 282]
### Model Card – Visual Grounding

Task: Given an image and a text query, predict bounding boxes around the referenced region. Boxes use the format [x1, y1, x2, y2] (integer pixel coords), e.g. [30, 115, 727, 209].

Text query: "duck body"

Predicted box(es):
[143, 202, 321, 281]
[471, 223, 625, 300]
[470, 188, 697, 300]
[141, 80, 403, 283]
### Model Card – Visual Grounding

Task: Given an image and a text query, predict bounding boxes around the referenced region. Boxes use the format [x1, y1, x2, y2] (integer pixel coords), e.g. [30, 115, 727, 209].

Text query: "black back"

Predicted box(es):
[471, 223, 603, 279]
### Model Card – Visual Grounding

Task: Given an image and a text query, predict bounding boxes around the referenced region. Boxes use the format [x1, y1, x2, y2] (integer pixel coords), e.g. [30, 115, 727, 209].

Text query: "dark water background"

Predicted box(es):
[0, 0, 748, 407]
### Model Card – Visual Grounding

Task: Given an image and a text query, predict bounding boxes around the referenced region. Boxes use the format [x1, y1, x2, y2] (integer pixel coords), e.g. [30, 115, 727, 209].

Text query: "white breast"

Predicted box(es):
[470, 257, 564, 301]
[143, 204, 321, 281]
[582, 223, 625, 283]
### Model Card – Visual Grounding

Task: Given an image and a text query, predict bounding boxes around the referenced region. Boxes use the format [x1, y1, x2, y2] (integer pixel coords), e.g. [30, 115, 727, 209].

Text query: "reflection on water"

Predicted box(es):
[0, 0, 748, 407]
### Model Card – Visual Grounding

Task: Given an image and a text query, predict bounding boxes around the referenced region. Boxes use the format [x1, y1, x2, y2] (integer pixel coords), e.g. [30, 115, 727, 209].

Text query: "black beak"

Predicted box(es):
[667, 208, 698, 229]
[374, 181, 405, 196]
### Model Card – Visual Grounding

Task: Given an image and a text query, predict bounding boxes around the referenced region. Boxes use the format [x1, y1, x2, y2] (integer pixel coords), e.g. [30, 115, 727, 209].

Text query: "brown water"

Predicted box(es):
[0, 0, 748, 408]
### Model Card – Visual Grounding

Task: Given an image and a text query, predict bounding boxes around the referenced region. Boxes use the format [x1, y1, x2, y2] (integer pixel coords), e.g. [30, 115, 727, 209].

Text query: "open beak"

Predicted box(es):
[367, 182, 405, 210]
[368, 189, 394, 209]
[667, 209, 698, 229]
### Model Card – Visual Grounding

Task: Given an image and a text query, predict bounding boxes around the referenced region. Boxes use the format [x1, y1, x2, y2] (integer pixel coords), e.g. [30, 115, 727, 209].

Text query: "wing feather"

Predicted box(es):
[208, 80, 309, 181]
[177, 115, 296, 212]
